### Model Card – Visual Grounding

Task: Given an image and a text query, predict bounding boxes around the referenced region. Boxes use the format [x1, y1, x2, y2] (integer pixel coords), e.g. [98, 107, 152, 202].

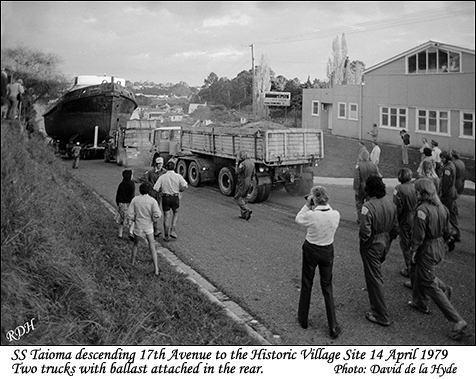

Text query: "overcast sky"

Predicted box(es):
[1, 1, 475, 87]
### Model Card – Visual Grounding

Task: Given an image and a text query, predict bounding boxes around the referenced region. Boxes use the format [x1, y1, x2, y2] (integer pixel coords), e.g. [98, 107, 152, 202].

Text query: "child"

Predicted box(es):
[115, 169, 135, 239]
[128, 182, 162, 276]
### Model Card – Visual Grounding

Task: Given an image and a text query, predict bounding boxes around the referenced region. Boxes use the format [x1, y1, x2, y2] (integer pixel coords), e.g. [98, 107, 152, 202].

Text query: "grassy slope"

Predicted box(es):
[1, 121, 258, 345]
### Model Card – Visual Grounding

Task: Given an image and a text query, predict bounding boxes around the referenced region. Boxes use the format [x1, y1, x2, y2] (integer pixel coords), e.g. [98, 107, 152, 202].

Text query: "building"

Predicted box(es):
[302, 41, 475, 157]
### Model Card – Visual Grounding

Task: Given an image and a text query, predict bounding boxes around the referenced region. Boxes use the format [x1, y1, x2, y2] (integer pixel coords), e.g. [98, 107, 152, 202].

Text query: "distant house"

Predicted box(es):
[302, 41, 475, 157]
[188, 103, 206, 114]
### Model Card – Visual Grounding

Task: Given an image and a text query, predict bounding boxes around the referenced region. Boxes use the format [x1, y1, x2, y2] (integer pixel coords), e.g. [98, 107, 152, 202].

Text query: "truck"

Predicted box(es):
[161, 120, 324, 203]
[104, 119, 157, 167]
[104, 120, 182, 167]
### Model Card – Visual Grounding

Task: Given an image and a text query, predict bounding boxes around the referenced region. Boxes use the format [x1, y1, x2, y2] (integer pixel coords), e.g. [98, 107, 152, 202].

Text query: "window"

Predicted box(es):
[311, 101, 319, 116]
[407, 47, 461, 74]
[380, 106, 407, 129]
[349, 103, 358, 120]
[417, 109, 450, 135]
[461, 112, 475, 138]
[338, 102, 346, 119]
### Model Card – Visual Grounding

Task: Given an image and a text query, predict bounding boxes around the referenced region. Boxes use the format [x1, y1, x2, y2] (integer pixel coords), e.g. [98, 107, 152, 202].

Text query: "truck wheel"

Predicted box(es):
[247, 180, 271, 203]
[218, 166, 236, 196]
[177, 160, 188, 180]
[258, 183, 272, 202]
[188, 161, 201, 187]
[284, 181, 301, 196]
[299, 178, 314, 196]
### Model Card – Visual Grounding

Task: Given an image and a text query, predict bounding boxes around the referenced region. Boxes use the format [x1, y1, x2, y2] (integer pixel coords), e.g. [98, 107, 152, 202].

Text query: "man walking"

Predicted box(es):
[135, 156, 167, 236]
[7, 78, 24, 120]
[408, 178, 468, 341]
[393, 168, 417, 288]
[353, 150, 379, 223]
[234, 150, 255, 221]
[399, 129, 410, 165]
[71, 142, 81, 169]
[359, 175, 399, 327]
[370, 141, 381, 167]
[439, 151, 459, 249]
[153, 160, 188, 241]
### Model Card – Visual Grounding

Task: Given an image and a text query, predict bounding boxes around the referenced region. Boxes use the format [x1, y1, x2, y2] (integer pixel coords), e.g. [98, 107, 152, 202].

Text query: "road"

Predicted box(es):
[69, 159, 475, 346]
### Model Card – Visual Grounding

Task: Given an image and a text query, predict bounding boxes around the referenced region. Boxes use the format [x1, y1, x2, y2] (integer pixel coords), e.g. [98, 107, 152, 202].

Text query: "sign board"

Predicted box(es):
[263, 91, 291, 107]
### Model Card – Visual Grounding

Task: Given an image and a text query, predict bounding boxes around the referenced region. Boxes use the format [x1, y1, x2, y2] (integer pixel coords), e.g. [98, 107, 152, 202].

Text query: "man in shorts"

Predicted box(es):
[153, 161, 188, 241]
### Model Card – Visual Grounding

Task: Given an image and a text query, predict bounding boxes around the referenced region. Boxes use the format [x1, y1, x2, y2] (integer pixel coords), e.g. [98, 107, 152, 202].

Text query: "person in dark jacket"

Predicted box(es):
[234, 150, 255, 220]
[393, 168, 417, 286]
[359, 175, 399, 327]
[451, 149, 466, 195]
[115, 169, 135, 239]
[353, 150, 379, 223]
[408, 178, 468, 341]
[439, 151, 460, 249]
[135, 156, 167, 236]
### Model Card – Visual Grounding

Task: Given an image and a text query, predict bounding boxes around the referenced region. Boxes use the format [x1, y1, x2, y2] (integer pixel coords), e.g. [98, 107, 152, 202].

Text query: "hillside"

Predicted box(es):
[0, 120, 258, 345]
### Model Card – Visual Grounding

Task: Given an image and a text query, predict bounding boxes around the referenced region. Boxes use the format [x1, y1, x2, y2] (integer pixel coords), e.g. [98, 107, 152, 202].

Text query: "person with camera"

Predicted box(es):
[295, 186, 342, 339]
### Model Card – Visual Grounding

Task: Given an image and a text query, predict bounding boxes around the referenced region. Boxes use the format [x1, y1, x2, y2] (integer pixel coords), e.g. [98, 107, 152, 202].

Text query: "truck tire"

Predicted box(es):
[176, 160, 188, 180]
[247, 178, 271, 203]
[218, 166, 236, 196]
[285, 178, 313, 196]
[284, 181, 301, 196]
[188, 161, 200, 187]
[299, 178, 314, 195]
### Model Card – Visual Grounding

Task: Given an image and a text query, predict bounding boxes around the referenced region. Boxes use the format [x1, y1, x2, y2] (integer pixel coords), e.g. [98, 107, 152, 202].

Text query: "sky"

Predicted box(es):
[1, 1, 475, 87]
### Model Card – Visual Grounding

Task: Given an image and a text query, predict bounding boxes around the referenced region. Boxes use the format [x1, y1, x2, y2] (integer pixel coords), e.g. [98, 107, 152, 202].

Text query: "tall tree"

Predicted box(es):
[255, 54, 271, 119]
[326, 33, 347, 87]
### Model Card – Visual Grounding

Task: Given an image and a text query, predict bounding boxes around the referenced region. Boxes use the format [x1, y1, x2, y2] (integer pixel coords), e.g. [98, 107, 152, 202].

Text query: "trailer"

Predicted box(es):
[173, 120, 324, 203]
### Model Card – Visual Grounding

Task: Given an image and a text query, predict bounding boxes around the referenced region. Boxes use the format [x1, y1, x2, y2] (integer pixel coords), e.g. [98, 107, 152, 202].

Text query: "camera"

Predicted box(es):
[304, 195, 315, 207]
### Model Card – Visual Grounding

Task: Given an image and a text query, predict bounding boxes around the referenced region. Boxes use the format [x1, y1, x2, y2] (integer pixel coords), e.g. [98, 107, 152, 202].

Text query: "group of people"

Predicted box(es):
[115, 157, 188, 276]
[296, 140, 468, 341]
[1, 66, 25, 120]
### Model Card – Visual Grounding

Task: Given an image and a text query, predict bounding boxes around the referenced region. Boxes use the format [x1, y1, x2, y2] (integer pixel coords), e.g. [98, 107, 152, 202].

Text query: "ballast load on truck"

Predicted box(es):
[163, 121, 324, 203]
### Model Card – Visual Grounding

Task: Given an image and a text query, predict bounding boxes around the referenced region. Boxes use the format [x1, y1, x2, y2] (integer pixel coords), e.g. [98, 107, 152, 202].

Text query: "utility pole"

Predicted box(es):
[250, 43, 256, 119]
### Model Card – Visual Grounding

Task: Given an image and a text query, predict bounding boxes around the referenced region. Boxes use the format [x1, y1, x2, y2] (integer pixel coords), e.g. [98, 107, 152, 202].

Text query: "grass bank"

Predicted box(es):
[1, 120, 259, 345]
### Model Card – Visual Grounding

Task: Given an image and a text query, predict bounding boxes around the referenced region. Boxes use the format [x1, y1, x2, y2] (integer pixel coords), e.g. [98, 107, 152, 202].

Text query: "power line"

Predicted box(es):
[254, 3, 473, 46]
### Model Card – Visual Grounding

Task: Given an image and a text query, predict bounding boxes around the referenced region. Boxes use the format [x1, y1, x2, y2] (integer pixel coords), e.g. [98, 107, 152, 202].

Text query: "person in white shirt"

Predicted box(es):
[128, 182, 162, 276]
[370, 141, 381, 167]
[295, 186, 341, 339]
[153, 160, 188, 241]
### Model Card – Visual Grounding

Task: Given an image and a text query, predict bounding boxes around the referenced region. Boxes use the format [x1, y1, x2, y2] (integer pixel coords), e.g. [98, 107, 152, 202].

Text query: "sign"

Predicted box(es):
[263, 91, 291, 107]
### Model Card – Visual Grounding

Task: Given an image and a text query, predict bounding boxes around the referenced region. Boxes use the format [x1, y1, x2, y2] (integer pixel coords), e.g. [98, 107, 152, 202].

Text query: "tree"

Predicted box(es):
[1, 45, 69, 134]
[203, 72, 218, 88]
[230, 69, 252, 109]
[1, 45, 69, 104]
[326, 33, 364, 87]
[255, 54, 271, 119]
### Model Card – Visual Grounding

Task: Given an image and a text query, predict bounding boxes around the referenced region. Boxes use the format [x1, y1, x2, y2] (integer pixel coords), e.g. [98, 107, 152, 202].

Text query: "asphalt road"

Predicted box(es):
[69, 158, 475, 346]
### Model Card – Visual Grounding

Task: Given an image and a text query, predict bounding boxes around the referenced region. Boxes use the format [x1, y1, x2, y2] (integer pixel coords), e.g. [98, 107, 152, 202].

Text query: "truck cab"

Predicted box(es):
[150, 125, 181, 165]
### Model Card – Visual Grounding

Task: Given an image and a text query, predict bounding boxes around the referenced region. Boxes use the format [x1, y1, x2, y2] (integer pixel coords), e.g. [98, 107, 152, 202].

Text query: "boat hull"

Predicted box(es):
[44, 82, 137, 144]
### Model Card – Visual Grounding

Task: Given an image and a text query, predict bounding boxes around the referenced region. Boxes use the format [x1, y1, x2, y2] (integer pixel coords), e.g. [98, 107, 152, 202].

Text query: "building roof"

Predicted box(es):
[365, 40, 475, 74]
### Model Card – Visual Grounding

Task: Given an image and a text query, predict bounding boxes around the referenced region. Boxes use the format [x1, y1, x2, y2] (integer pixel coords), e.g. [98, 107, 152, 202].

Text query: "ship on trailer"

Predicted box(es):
[43, 75, 137, 158]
